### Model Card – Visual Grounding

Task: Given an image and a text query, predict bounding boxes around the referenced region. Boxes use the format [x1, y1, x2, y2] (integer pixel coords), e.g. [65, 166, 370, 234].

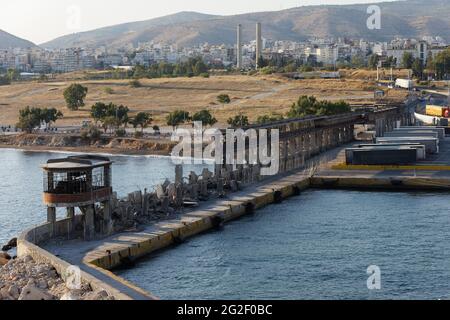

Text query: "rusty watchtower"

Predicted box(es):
[42, 155, 113, 240]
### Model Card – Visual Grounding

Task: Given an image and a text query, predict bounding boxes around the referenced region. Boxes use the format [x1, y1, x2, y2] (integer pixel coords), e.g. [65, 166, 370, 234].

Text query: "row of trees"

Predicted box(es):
[166, 109, 218, 129]
[90, 102, 155, 135]
[16, 107, 63, 133]
[425, 48, 450, 80]
[287, 95, 351, 118]
[132, 57, 209, 79]
[165, 95, 351, 129]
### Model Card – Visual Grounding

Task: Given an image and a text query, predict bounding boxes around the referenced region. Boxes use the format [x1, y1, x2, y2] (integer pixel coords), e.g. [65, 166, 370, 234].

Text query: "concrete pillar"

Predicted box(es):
[84, 205, 95, 241]
[175, 165, 183, 185]
[161, 197, 170, 213]
[348, 124, 354, 142]
[214, 164, 222, 178]
[102, 200, 112, 235]
[66, 207, 75, 238]
[323, 130, 328, 151]
[305, 134, 311, 160]
[330, 128, 336, 147]
[200, 180, 208, 198]
[175, 184, 183, 208]
[47, 207, 56, 223]
[295, 137, 301, 169]
[191, 183, 199, 200]
[309, 133, 316, 156]
[280, 140, 287, 173]
[47, 207, 56, 237]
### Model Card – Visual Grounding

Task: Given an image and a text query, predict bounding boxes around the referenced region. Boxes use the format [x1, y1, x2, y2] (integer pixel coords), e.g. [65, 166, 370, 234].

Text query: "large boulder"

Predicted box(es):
[0, 252, 11, 266]
[18, 284, 54, 300]
[2, 238, 17, 252]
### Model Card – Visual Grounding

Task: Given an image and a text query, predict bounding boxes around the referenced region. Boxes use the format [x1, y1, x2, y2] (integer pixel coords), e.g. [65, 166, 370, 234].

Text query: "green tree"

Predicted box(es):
[193, 60, 208, 75]
[256, 113, 284, 125]
[7, 69, 20, 82]
[90, 102, 129, 130]
[401, 52, 415, 69]
[432, 48, 450, 80]
[16, 107, 42, 133]
[412, 58, 424, 79]
[40, 108, 63, 129]
[368, 54, 379, 70]
[63, 84, 88, 110]
[350, 54, 365, 68]
[132, 64, 147, 79]
[101, 116, 121, 134]
[192, 109, 217, 127]
[227, 113, 249, 128]
[129, 112, 152, 132]
[90, 102, 108, 124]
[16, 107, 63, 133]
[0, 76, 11, 86]
[287, 95, 319, 118]
[217, 94, 231, 105]
[287, 95, 351, 118]
[166, 110, 190, 129]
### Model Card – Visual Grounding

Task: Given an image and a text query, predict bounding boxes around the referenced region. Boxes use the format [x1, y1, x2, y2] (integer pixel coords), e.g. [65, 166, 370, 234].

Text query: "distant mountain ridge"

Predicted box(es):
[0, 30, 36, 49]
[41, 0, 450, 49]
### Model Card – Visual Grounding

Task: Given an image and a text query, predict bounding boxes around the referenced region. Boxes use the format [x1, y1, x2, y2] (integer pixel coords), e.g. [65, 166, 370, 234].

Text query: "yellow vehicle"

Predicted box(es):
[426, 105, 450, 118]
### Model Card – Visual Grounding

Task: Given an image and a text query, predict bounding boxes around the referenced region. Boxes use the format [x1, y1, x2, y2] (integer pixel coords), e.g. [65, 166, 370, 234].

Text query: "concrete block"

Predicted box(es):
[384, 131, 439, 139]
[397, 127, 445, 139]
[376, 137, 439, 154]
[349, 148, 417, 165]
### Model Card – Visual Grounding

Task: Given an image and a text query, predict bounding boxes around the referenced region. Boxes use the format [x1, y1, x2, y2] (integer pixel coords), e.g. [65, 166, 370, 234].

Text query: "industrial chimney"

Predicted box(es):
[256, 22, 262, 69]
[237, 24, 243, 70]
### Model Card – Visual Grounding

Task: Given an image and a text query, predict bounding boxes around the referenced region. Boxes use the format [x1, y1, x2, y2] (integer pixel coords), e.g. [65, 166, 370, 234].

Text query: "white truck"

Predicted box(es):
[395, 78, 413, 90]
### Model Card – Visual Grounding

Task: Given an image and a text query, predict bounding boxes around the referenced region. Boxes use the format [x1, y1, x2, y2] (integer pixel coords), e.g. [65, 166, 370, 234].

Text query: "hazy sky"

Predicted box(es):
[0, 0, 392, 44]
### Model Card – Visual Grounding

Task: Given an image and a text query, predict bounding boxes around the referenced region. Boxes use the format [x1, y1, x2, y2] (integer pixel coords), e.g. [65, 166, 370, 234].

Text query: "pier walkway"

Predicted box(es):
[43, 145, 345, 300]
[43, 136, 450, 299]
[313, 137, 450, 189]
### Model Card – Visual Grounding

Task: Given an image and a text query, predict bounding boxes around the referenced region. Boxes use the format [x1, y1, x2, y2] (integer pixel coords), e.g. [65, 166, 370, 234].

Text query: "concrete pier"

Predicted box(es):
[17, 99, 426, 300]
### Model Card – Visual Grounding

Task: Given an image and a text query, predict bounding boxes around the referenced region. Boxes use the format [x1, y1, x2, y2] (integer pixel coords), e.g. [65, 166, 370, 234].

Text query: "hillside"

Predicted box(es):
[41, 11, 218, 49]
[0, 30, 36, 49]
[41, 0, 450, 49]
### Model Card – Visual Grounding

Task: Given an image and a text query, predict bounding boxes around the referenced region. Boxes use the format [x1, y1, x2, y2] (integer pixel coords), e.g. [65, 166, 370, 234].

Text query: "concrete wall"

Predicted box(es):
[86, 176, 311, 271]
[17, 219, 146, 300]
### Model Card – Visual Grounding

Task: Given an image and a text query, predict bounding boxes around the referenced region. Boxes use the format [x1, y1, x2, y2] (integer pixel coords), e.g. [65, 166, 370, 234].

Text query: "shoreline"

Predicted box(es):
[0, 142, 173, 157]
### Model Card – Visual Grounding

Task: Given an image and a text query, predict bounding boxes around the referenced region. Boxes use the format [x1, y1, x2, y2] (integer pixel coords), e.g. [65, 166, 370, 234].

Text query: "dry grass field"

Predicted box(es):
[0, 73, 408, 127]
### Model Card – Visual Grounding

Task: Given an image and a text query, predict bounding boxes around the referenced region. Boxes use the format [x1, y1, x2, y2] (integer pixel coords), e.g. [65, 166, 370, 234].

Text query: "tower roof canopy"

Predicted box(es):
[41, 155, 112, 171]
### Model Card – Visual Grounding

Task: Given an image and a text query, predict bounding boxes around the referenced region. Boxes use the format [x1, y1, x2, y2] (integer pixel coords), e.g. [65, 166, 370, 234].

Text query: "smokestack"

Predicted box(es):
[237, 24, 243, 70]
[256, 22, 262, 69]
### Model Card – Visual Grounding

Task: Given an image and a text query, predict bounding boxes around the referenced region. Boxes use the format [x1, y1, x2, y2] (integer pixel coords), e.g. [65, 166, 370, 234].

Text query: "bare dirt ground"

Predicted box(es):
[0, 73, 408, 127]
